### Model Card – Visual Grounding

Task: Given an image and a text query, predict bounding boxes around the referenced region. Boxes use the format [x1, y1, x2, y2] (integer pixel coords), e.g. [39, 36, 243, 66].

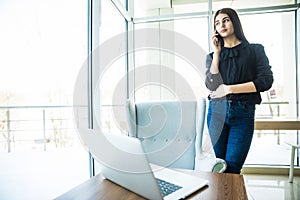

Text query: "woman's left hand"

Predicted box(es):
[209, 84, 230, 98]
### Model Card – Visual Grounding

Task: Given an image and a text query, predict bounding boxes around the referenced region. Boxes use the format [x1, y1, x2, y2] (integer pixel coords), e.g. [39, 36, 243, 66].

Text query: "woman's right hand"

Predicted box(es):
[212, 31, 221, 53]
[209, 31, 221, 74]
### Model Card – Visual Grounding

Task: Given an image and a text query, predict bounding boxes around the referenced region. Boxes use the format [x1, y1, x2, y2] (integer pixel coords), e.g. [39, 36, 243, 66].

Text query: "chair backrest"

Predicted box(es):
[126, 98, 207, 170]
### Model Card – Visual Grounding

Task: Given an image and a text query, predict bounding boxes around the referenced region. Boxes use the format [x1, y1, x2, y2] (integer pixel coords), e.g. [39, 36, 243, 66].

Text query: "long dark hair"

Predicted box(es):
[213, 8, 248, 45]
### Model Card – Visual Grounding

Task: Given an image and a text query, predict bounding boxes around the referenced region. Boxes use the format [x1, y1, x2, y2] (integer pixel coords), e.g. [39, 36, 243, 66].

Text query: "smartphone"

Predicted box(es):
[215, 31, 222, 46]
[216, 33, 222, 41]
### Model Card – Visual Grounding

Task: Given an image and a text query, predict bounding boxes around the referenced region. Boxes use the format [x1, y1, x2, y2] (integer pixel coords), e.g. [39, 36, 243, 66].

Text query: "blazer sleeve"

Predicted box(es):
[252, 44, 274, 92]
[205, 53, 223, 91]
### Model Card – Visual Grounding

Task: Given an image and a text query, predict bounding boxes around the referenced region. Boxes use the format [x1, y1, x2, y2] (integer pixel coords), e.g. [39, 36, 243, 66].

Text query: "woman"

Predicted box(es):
[205, 8, 273, 174]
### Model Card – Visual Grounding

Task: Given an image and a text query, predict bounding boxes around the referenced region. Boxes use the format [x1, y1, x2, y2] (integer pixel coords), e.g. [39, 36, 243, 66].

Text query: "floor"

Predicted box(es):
[243, 174, 300, 200]
[0, 148, 90, 200]
[0, 149, 299, 200]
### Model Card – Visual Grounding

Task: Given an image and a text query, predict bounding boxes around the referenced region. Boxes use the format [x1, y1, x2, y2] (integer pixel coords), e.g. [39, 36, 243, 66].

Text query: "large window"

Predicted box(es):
[242, 12, 296, 119]
[212, 0, 295, 10]
[241, 11, 297, 165]
[132, 11, 298, 166]
[0, 0, 89, 199]
[88, 0, 128, 176]
[94, 0, 127, 134]
[91, 0, 299, 173]
[134, 17, 209, 102]
[129, 1, 299, 165]
[133, 0, 296, 18]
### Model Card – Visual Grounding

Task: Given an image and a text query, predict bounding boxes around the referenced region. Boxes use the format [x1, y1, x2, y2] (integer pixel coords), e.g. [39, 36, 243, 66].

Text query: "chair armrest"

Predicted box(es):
[195, 155, 227, 173]
[211, 158, 227, 173]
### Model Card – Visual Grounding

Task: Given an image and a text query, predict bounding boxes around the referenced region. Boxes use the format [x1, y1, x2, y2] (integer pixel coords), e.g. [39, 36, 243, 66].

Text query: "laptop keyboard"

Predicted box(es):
[156, 178, 182, 197]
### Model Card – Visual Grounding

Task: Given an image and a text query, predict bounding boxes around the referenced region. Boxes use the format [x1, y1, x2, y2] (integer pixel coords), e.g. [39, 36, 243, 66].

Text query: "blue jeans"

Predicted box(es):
[207, 99, 256, 174]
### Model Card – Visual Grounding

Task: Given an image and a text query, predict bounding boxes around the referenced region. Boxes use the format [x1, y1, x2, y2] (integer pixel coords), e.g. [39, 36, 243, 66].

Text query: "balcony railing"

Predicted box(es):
[0, 105, 83, 152]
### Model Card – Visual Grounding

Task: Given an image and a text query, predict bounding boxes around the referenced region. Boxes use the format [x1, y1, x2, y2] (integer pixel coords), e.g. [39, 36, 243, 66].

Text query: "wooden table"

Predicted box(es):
[55, 170, 248, 200]
[255, 118, 300, 144]
[254, 118, 300, 183]
[255, 118, 300, 130]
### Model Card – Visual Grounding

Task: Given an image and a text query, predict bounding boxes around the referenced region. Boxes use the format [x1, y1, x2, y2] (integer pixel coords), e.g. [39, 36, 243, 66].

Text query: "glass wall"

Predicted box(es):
[134, 17, 209, 102]
[242, 12, 296, 119]
[93, 0, 300, 171]
[133, 11, 298, 166]
[133, 0, 296, 18]
[93, 0, 127, 135]
[240, 11, 297, 165]
[0, 0, 88, 150]
[88, 0, 128, 176]
[0, 0, 89, 199]
[212, 0, 295, 10]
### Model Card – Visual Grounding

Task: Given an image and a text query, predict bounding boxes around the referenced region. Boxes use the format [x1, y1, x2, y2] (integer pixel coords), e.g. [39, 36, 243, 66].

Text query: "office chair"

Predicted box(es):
[126, 98, 227, 172]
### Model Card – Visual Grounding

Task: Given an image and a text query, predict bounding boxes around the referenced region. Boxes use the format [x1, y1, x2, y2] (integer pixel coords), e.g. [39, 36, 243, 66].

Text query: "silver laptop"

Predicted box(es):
[77, 128, 208, 200]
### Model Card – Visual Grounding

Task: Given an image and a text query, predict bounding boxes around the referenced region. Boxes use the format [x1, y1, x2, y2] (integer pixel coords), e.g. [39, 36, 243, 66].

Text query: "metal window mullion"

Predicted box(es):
[110, 0, 132, 21]
[87, 0, 95, 178]
[295, 7, 300, 167]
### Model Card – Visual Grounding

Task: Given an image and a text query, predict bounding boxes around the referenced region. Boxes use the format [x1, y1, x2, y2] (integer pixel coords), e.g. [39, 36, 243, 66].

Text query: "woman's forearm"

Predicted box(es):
[210, 52, 220, 74]
[209, 82, 257, 99]
[228, 81, 257, 94]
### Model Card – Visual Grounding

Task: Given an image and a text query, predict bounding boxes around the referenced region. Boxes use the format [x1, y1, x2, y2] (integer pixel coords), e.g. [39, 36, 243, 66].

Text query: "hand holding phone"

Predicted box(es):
[216, 33, 222, 44]
[212, 31, 222, 51]
[214, 31, 221, 45]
